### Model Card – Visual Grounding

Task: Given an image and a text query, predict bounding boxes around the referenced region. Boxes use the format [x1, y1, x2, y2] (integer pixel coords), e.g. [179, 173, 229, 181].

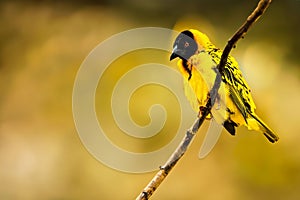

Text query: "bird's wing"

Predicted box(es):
[208, 48, 257, 118]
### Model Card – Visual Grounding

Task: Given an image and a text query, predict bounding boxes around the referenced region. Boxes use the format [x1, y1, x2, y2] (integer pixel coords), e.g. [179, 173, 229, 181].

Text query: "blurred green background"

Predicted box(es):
[0, 0, 300, 199]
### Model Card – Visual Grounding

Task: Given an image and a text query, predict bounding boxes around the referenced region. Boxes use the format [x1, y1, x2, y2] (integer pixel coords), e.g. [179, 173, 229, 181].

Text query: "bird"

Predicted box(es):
[170, 29, 279, 143]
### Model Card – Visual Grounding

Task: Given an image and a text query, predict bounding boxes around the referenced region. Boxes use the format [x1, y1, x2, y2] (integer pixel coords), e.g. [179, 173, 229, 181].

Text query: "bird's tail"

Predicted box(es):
[248, 113, 279, 143]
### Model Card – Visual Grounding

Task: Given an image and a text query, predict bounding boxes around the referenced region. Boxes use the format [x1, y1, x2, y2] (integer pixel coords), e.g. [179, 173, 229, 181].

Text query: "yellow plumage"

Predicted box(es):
[170, 29, 279, 143]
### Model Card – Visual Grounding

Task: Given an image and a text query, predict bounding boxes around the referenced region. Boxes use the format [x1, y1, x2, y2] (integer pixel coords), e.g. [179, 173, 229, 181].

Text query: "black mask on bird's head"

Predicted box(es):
[170, 30, 198, 61]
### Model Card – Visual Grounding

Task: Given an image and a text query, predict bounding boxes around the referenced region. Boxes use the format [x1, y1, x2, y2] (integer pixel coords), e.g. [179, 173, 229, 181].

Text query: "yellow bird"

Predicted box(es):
[170, 29, 279, 143]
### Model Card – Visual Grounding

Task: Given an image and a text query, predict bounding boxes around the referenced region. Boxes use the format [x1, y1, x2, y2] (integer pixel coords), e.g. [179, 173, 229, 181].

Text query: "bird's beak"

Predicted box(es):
[170, 45, 179, 61]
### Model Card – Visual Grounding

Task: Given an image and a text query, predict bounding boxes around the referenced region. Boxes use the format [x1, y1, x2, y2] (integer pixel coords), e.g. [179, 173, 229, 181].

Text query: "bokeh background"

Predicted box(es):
[1, 0, 300, 199]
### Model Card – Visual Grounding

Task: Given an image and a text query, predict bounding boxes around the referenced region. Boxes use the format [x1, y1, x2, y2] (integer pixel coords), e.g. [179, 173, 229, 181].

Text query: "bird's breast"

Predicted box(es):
[190, 53, 218, 89]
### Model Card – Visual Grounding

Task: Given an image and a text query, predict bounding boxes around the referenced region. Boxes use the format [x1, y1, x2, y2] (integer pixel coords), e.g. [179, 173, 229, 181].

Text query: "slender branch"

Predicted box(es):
[136, 0, 272, 199]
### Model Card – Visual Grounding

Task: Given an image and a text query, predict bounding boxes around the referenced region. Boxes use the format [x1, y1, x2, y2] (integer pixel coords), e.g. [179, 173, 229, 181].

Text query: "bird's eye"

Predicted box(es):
[184, 41, 190, 48]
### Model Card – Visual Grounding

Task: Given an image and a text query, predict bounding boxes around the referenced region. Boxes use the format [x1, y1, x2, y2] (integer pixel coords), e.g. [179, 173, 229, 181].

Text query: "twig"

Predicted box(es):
[136, 0, 272, 199]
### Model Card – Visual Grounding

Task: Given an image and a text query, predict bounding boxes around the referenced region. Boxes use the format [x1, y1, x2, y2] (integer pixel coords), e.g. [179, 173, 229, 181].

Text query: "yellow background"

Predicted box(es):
[0, 0, 299, 199]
